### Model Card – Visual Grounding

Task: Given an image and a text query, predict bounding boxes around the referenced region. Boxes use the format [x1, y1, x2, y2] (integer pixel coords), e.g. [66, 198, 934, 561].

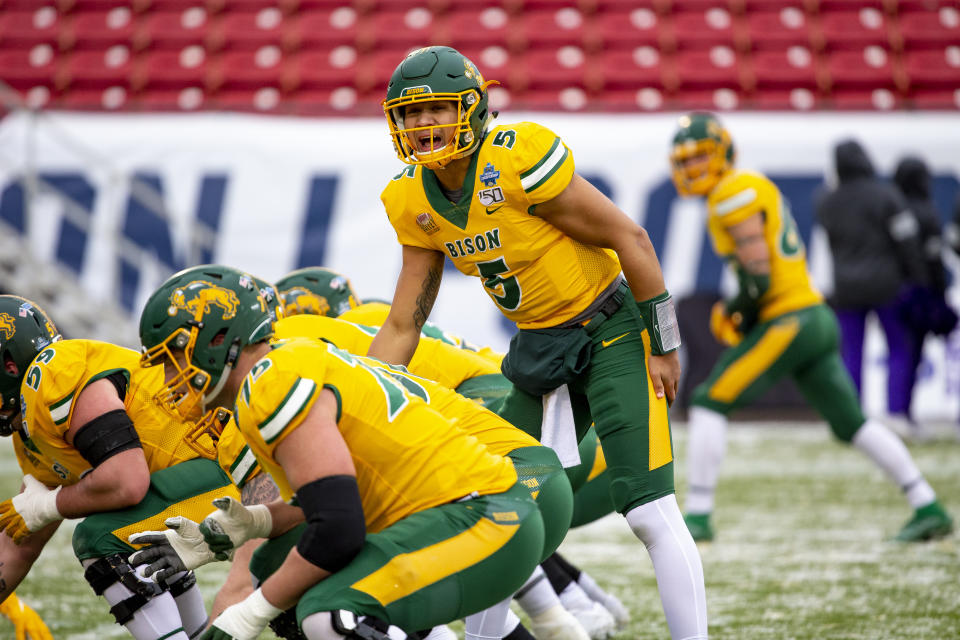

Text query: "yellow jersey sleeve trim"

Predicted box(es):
[520, 137, 569, 193]
[229, 445, 259, 489]
[258, 377, 317, 444]
[714, 187, 758, 216]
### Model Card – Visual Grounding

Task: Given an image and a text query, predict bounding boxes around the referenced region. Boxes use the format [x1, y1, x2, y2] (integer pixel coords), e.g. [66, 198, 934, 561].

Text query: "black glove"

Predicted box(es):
[128, 533, 188, 583]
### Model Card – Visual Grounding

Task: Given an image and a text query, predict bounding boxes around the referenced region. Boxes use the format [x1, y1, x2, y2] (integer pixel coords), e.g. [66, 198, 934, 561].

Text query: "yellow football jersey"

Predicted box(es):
[341, 302, 505, 367]
[14, 340, 214, 487]
[216, 417, 261, 491]
[707, 170, 823, 322]
[232, 337, 517, 533]
[381, 121, 622, 329]
[274, 314, 499, 389]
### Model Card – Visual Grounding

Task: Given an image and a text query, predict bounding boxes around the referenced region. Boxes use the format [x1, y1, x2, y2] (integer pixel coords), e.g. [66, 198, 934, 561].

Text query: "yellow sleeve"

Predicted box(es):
[216, 417, 261, 490]
[707, 171, 777, 228]
[382, 165, 434, 250]
[511, 122, 575, 205]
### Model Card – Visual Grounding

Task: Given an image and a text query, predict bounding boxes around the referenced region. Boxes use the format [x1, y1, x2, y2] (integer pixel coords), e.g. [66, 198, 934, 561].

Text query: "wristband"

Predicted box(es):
[636, 291, 681, 355]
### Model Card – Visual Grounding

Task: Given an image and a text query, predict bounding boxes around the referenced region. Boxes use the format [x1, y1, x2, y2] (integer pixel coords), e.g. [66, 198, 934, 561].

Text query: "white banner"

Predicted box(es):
[1, 110, 958, 421]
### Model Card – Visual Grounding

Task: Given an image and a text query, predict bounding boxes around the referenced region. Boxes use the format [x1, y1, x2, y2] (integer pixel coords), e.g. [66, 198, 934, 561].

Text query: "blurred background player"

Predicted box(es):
[133, 264, 546, 640]
[0, 592, 52, 640]
[669, 112, 954, 543]
[368, 46, 707, 640]
[0, 294, 240, 640]
[815, 140, 932, 440]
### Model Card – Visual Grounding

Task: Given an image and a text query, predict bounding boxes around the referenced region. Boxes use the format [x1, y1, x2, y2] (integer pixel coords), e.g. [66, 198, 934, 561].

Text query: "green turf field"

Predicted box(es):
[1, 422, 957, 639]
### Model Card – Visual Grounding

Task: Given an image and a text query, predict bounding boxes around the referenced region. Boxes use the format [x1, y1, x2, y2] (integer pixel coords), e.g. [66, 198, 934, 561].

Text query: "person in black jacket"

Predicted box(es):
[892, 157, 959, 419]
[815, 140, 931, 436]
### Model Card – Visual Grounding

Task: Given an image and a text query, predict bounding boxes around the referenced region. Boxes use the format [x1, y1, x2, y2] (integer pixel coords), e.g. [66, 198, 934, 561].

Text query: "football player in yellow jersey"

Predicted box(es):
[669, 112, 954, 543]
[0, 295, 240, 640]
[135, 265, 545, 640]
[369, 46, 707, 640]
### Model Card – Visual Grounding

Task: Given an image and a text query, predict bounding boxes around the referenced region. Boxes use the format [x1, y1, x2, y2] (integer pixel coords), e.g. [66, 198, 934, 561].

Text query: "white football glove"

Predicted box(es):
[198, 496, 272, 561]
[202, 588, 282, 640]
[128, 515, 218, 580]
[0, 475, 62, 543]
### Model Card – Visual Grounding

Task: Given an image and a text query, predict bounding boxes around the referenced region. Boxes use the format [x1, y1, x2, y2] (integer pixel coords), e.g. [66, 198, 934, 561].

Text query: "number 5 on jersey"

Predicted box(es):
[477, 258, 521, 311]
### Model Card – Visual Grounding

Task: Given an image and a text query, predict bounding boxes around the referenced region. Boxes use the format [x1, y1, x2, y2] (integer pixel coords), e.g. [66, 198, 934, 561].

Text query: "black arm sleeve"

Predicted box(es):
[295, 475, 365, 573]
[73, 409, 142, 467]
[103, 371, 128, 401]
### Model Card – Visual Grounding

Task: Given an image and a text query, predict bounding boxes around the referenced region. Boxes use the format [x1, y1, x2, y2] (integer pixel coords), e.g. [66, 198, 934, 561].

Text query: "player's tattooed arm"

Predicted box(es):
[729, 213, 771, 275]
[368, 245, 444, 366]
[413, 260, 443, 332]
[240, 473, 280, 507]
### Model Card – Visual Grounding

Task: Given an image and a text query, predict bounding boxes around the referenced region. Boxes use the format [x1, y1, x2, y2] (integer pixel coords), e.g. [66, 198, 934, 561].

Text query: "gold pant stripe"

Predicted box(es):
[116, 485, 240, 547]
[642, 330, 673, 471]
[351, 515, 519, 607]
[709, 318, 800, 403]
[587, 439, 607, 482]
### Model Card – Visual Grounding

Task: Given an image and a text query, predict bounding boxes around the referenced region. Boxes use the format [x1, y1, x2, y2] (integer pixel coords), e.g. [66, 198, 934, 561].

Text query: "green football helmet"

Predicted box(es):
[139, 265, 274, 423]
[251, 276, 284, 322]
[383, 45, 497, 169]
[0, 295, 60, 436]
[275, 267, 359, 319]
[669, 111, 736, 196]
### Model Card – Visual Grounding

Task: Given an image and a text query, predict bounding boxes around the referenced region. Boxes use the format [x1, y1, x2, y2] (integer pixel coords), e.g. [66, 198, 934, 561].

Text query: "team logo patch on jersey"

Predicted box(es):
[479, 162, 501, 187]
[0, 313, 15, 340]
[416, 212, 441, 235]
[168, 280, 240, 320]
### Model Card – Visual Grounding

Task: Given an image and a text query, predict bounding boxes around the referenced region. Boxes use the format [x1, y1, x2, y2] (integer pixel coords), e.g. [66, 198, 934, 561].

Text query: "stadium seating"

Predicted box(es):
[0, 0, 956, 113]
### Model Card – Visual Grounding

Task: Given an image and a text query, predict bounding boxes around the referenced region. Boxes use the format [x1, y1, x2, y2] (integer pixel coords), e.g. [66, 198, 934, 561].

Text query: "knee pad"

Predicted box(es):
[82, 554, 163, 625]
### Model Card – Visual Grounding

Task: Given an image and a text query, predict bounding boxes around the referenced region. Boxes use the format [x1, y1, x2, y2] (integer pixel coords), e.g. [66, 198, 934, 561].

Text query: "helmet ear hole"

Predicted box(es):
[3, 352, 17, 376]
[209, 329, 228, 349]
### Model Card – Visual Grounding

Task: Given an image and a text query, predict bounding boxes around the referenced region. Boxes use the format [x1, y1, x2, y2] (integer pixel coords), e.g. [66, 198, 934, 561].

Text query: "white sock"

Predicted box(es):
[852, 419, 936, 508]
[502, 609, 522, 636]
[170, 574, 208, 637]
[514, 565, 560, 618]
[557, 581, 595, 612]
[626, 494, 709, 640]
[90, 560, 189, 640]
[464, 595, 512, 640]
[685, 406, 728, 515]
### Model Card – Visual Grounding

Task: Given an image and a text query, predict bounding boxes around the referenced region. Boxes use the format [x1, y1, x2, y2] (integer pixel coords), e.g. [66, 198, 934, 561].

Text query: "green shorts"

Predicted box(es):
[72, 457, 239, 560]
[250, 483, 544, 633]
[508, 445, 573, 561]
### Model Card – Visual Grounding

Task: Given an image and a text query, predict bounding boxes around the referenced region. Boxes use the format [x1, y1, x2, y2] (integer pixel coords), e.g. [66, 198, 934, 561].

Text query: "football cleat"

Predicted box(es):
[529, 604, 591, 640]
[684, 513, 715, 542]
[558, 585, 616, 640]
[893, 501, 954, 542]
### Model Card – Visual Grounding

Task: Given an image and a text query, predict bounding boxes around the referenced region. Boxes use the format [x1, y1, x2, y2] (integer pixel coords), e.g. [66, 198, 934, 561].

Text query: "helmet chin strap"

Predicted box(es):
[202, 362, 233, 412]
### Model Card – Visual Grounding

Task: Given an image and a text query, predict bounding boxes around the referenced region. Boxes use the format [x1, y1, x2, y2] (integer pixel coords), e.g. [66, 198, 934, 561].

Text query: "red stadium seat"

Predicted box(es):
[366, 8, 442, 50]
[897, 7, 960, 51]
[751, 46, 819, 89]
[750, 87, 821, 110]
[825, 46, 896, 89]
[596, 47, 665, 90]
[136, 86, 208, 111]
[829, 87, 901, 110]
[903, 47, 960, 89]
[60, 47, 135, 89]
[0, 46, 59, 89]
[816, 8, 893, 51]
[288, 86, 373, 115]
[812, 0, 885, 11]
[907, 88, 960, 109]
[671, 8, 741, 51]
[210, 87, 286, 112]
[446, 7, 516, 50]
[744, 7, 812, 51]
[288, 46, 362, 90]
[457, 45, 512, 82]
[136, 47, 210, 90]
[138, 9, 211, 51]
[515, 47, 593, 91]
[211, 8, 291, 51]
[669, 87, 743, 110]
[0, 8, 62, 49]
[520, 8, 589, 49]
[595, 87, 666, 111]
[293, 7, 361, 50]
[673, 46, 746, 90]
[59, 86, 131, 110]
[212, 47, 287, 90]
[594, 7, 662, 49]
[510, 87, 590, 112]
[67, 8, 137, 50]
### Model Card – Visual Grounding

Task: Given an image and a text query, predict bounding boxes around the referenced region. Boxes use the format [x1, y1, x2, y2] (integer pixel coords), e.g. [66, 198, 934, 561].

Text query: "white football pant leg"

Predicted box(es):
[685, 406, 728, 515]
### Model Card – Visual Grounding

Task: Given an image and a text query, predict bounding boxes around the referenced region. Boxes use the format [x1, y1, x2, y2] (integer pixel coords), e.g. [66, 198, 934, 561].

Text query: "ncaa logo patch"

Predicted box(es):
[416, 212, 441, 235]
[479, 163, 500, 187]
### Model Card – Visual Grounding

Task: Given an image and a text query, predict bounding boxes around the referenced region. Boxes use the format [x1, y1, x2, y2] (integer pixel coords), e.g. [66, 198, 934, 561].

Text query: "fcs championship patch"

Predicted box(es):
[416, 212, 441, 235]
[479, 162, 501, 187]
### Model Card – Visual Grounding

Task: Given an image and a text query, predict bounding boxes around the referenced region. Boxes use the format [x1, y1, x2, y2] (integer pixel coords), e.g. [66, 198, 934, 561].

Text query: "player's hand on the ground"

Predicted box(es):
[648, 350, 680, 407]
[0, 475, 63, 544]
[0, 591, 54, 640]
[128, 516, 217, 580]
[199, 589, 282, 640]
[709, 301, 744, 347]
[199, 497, 273, 561]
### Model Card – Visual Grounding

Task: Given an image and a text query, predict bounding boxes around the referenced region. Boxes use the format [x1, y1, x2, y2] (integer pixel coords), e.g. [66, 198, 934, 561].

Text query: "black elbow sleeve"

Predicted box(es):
[295, 475, 366, 573]
[73, 409, 142, 467]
